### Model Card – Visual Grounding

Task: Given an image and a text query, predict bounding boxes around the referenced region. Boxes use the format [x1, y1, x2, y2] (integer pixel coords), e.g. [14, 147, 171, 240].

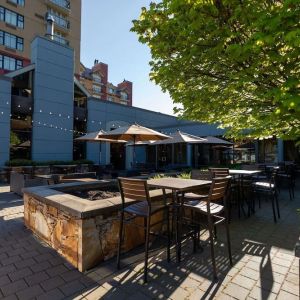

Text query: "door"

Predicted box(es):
[110, 143, 126, 170]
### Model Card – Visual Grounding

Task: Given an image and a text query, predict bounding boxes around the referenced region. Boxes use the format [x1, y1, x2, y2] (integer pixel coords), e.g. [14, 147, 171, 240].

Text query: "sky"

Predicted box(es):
[80, 1, 174, 115]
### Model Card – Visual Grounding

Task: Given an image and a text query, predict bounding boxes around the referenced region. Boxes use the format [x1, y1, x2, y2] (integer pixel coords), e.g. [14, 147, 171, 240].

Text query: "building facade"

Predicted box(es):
[0, 36, 297, 168]
[0, 0, 81, 74]
[80, 60, 133, 106]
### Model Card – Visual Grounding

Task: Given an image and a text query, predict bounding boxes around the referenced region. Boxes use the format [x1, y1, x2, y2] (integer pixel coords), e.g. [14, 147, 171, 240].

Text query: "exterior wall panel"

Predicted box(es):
[31, 37, 74, 162]
[0, 76, 11, 165]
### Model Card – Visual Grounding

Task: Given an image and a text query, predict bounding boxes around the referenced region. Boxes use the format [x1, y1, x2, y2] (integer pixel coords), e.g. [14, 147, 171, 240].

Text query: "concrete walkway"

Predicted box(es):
[0, 184, 299, 300]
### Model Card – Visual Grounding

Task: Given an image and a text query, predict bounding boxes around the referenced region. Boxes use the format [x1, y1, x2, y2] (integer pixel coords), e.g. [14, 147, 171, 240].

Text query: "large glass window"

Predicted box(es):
[0, 7, 24, 28]
[0, 30, 24, 51]
[0, 54, 23, 71]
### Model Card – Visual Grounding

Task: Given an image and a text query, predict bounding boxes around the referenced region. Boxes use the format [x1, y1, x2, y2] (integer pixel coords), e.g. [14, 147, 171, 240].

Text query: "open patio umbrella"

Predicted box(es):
[100, 124, 170, 167]
[75, 130, 126, 165]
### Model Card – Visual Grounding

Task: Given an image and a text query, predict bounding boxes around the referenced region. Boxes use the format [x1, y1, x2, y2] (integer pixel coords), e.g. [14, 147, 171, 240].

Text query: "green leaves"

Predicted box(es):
[132, 0, 300, 140]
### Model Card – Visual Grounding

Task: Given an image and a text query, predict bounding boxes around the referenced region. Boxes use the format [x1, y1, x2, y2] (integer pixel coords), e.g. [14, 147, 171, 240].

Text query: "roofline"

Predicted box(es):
[74, 76, 91, 97]
[5, 64, 35, 78]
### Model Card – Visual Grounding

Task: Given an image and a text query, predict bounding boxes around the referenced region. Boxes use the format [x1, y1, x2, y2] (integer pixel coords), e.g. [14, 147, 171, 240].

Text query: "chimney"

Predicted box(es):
[45, 14, 54, 40]
[94, 59, 99, 65]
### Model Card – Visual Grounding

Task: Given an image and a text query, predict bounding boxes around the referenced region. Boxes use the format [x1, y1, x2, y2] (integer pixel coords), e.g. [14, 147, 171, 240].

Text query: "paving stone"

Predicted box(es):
[169, 287, 190, 300]
[83, 286, 109, 300]
[25, 270, 50, 286]
[60, 269, 83, 282]
[239, 267, 260, 281]
[248, 286, 277, 300]
[46, 264, 69, 277]
[0, 255, 21, 266]
[30, 261, 52, 273]
[36, 288, 66, 300]
[0, 294, 18, 300]
[223, 283, 250, 300]
[0, 279, 28, 296]
[14, 257, 35, 269]
[59, 279, 86, 297]
[277, 290, 299, 300]
[16, 284, 44, 300]
[281, 280, 300, 296]
[8, 267, 32, 281]
[34, 252, 55, 263]
[20, 250, 39, 260]
[40, 276, 65, 291]
[232, 274, 256, 290]
[8, 247, 25, 257]
[0, 275, 10, 287]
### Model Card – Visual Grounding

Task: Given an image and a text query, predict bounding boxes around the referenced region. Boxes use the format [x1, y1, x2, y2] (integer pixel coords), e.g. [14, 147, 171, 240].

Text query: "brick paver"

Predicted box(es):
[0, 183, 299, 299]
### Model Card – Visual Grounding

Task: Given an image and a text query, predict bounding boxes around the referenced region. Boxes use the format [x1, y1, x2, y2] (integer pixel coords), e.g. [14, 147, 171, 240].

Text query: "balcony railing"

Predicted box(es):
[46, 0, 70, 13]
[53, 34, 69, 46]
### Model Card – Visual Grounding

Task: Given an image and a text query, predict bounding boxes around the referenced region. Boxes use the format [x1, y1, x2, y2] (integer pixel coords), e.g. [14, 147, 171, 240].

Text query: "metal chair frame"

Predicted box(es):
[183, 177, 232, 279]
[117, 177, 170, 283]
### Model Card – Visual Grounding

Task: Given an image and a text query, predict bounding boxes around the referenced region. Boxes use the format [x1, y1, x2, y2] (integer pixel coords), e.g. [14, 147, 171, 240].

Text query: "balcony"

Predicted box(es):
[45, 0, 70, 14]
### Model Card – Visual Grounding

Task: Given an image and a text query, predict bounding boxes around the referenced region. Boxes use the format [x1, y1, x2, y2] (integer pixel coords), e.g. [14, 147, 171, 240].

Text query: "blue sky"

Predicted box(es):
[80, 1, 174, 115]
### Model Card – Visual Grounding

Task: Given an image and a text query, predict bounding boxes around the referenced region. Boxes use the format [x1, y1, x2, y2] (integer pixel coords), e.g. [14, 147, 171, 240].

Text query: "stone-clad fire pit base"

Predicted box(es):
[23, 180, 169, 272]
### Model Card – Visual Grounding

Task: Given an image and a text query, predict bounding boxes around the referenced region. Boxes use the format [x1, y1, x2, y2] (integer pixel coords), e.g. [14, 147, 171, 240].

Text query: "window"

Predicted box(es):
[0, 54, 23, 71]
[120, 92, 128, 100]
[109, 88, 115, 94]
[8, 0, 25, 6]
[92, 85, 101, 94]
[92, 74, 101, 83]
[0, 30, 24, 51]
[0, 7, 24, 28]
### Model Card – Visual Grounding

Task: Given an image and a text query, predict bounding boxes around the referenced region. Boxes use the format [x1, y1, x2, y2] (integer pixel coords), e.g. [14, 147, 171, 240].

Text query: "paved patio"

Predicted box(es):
[0, 183, 299, 300]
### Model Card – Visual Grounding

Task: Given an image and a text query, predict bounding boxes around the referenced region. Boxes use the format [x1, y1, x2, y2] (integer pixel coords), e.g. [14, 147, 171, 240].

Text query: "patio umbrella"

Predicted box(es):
[75, 130, 126, 165]
[100, 124, 170, 167]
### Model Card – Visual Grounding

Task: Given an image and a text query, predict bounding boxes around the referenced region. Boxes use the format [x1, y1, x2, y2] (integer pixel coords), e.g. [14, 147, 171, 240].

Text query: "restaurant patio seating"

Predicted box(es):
[251, 170, 280, 222]
[183, 177, 232, 279]
[209, 167, 229, 178]
[277, 163, 296, 201]
[117, 178, 170, 283]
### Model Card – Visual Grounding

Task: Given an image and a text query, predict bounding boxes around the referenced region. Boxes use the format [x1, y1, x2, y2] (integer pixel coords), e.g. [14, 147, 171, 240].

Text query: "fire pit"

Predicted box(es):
[23, 180, 168, 271]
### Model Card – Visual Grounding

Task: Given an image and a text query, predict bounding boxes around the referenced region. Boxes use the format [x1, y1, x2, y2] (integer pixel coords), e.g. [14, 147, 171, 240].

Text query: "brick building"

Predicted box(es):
[80, 60, 133, 106]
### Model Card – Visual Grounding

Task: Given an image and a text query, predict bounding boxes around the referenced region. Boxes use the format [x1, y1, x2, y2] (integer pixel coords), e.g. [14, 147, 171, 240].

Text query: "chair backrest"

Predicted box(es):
[191, 169, 212, 180]
[209, 168, 229, 178]
[118, 177, 150, 208]
[208, 177, 230, 203]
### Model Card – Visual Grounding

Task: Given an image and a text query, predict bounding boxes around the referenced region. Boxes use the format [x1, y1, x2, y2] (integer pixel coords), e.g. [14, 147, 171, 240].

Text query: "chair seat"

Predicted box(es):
[184, 193, 208, 200]
[252, 182, 274, 189]
[184, 200, 224, 215]
[124, 201, 165, 217]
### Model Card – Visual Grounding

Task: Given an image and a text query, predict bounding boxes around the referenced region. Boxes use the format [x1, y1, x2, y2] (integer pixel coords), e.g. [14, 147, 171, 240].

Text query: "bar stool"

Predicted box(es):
[117, 178, 171, 283]
[184, 177, 232, 279]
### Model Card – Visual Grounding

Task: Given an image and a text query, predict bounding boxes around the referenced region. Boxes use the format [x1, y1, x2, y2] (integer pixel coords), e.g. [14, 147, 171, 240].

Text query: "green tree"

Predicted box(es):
[132, 0, 300, 140]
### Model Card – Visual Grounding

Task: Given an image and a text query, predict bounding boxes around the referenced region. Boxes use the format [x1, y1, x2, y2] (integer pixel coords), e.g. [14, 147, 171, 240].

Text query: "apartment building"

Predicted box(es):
[80, 60, 133, 106]
[0, 0, 81, 74]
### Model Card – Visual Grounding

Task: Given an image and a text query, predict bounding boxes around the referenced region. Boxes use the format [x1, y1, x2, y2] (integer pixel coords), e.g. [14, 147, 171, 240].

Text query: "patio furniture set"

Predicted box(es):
[116, 164, 297, 283]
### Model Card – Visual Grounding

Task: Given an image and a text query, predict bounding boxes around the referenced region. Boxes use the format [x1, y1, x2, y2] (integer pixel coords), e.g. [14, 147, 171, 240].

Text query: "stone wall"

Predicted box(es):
[23, 186, 165, 271]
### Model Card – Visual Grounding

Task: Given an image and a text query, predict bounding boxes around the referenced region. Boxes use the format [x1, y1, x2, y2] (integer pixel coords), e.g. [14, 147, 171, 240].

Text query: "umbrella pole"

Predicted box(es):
[133, 135, 136, 169]
[99, 142, 101, 165]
